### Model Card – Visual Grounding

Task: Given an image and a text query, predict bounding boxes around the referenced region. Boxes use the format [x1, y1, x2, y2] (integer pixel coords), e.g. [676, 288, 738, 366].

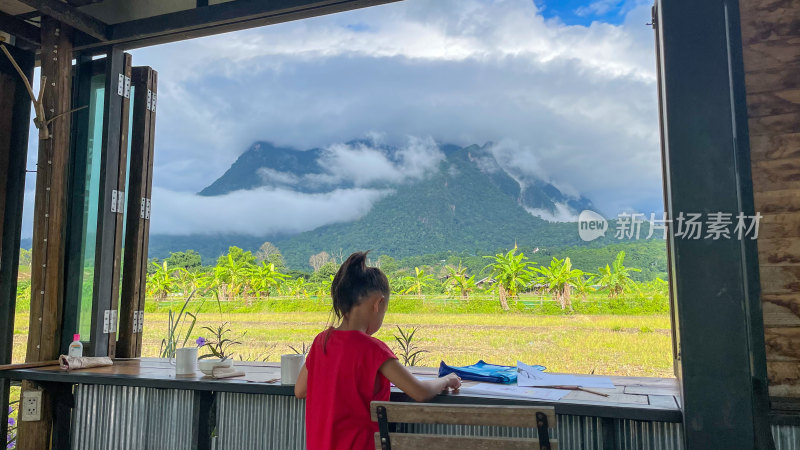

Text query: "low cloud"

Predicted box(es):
[255, 136, 444, 190]
[315, 136, 443, 187]
[149, 186, 391, 236]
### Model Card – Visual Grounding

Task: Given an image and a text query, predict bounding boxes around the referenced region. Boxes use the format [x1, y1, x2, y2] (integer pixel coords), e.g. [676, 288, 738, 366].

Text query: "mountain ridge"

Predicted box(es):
[151, 139, 616, 268]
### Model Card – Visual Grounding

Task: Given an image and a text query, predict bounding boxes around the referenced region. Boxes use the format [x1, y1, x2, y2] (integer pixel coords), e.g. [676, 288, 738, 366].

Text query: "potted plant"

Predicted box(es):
[196, 322, 244, 375]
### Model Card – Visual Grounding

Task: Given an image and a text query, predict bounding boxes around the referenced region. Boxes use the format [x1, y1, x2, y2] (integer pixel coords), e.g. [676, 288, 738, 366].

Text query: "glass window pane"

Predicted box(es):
[76, 74, 105, 339]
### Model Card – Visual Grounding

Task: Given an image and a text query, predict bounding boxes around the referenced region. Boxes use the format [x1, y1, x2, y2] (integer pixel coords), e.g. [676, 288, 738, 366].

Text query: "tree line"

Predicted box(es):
[146, 243, 667, 311]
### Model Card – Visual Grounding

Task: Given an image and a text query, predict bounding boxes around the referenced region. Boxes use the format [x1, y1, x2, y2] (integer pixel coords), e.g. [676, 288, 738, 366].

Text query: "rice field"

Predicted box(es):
[11, 310, 673, 377]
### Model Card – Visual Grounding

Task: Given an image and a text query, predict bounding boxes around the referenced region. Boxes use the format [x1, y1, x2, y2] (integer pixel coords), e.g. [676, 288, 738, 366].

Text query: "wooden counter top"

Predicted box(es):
[0, 358, 682, 422]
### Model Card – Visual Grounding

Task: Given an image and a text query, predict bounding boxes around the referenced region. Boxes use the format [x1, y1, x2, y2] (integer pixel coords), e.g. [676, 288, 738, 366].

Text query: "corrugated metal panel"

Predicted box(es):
[213, 393, 685, 450]
[71, 384, 194, 450]
[615, 418, 684, 450]
[214, 392, 306, 450]
[773, 424, 800, 450]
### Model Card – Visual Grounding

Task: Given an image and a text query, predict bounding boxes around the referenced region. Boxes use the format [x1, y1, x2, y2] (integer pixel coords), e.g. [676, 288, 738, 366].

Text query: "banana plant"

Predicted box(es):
[533, 257, 586, 310]
[147, 261, 174, 302]
[596, 251, 640, 298]
[401, 267, 435, 297]
[445, 263, 476, 299]
[248, 262, 289, 298]
[484, 247, 533, 310]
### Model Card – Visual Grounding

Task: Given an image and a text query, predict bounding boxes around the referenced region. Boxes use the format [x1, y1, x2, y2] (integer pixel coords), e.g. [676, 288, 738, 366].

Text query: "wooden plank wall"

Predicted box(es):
[740, 0, 800, 399]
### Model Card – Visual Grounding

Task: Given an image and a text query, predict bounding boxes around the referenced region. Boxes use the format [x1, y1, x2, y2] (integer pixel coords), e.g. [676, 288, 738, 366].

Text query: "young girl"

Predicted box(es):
[294, 251, 461, 450]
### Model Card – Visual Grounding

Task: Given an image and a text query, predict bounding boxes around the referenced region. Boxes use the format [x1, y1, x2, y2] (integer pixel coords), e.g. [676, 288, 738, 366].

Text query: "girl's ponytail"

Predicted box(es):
[330, 251, 389, 320]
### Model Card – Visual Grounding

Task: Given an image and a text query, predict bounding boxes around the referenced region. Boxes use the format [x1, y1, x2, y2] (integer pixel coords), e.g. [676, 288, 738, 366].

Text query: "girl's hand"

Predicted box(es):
[443, 373, 461, 391]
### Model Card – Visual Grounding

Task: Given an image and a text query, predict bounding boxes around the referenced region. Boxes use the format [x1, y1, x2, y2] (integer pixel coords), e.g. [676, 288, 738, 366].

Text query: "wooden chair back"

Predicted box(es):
[370, 401, 557, 450]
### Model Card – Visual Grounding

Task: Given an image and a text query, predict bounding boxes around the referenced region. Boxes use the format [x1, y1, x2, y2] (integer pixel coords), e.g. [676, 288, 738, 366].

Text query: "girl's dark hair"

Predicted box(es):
[330, 251, 390, 320]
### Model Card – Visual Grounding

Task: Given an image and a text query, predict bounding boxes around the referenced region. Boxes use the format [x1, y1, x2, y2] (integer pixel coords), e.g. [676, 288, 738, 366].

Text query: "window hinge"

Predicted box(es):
[140, 198, 146, 219]
[111, 190, 124, 214]
[133, 311, 140, 333]
[124, 75, 131, 99]
[103, 310, 117, 334]
[151, 92, 157, 112]
[145, 198, 151, 220]
[146, 89, 152, 110]
[137, 311, 144, 333]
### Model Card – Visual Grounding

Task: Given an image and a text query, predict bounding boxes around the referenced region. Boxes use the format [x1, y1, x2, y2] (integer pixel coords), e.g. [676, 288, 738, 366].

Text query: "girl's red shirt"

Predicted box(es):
[305, 328, 398, 450]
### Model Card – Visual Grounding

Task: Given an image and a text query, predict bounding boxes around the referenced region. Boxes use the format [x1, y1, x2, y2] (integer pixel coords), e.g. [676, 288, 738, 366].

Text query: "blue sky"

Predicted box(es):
[21, 0, 660, 238]
[535, 0, 648, 25]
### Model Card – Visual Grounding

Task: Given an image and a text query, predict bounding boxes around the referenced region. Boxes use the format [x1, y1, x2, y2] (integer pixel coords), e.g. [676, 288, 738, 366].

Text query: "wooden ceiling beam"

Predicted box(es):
[0, 10, 40, 45]
[16, 0, 108, 41]
[73, 0, 401, 51]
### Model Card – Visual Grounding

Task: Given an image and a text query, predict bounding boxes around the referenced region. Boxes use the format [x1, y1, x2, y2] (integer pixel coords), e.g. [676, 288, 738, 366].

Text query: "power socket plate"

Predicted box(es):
[21, 389, 42, 422]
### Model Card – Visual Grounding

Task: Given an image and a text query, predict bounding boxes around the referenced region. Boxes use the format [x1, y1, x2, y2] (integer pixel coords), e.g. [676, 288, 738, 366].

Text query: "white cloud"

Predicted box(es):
[576, 0, 621, 17]
[489, 140, 548, 182]
[149, 186, 391, 236]
[525, 202, 578, 222]
[254, 137, 444, 190]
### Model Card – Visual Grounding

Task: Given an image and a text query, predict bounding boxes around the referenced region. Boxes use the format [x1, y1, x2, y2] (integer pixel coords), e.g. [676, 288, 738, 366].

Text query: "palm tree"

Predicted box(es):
[402, 267, 436, 297]
[533, 257, 585, 310]
[445, 264, 477, 299]
[484, 248, 533, 310]
[146, 261, 174, 302]
[596, 251, 641, 297]
[249, 262, 289, 298]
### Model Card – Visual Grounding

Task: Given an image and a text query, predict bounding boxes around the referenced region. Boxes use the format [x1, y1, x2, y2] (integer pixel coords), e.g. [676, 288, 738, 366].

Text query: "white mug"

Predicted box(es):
[281, 354, 305, 385]
[175, 347, 198, 375]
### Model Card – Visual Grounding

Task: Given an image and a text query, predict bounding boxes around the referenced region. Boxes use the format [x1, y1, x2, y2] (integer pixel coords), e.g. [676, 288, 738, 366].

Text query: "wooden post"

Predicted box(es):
[17, 17, 73, 450]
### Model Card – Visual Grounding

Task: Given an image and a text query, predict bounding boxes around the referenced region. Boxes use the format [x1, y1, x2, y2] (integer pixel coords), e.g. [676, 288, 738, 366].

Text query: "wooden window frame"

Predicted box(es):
[117, 66, 157, 358]
[0, 43, 34, 449]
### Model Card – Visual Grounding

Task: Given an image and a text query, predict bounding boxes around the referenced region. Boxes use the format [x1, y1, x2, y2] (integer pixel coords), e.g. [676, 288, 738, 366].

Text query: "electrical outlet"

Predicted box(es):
[21, 389, 42, 422]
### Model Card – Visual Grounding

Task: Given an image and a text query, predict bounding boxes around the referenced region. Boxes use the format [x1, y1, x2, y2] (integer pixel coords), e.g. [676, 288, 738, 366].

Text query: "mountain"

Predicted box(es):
[199, 140, 594, 215]
[150, 140, 606, 268]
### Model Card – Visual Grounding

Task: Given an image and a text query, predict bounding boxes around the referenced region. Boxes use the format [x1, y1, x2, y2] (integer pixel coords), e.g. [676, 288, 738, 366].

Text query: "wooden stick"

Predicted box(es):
[547, 385, 610, 397]
[46, 104, 88, 126]
[0, 360, 60, 371]
[0, 43, 50, 139]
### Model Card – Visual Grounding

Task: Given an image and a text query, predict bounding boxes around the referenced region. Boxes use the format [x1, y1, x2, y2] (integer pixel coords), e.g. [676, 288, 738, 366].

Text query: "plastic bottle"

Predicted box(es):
[68, 334, 83, 357]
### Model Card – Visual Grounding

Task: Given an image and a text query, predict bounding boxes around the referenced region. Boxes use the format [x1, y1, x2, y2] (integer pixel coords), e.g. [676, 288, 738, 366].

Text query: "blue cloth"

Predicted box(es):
[438, 360, 546, 384]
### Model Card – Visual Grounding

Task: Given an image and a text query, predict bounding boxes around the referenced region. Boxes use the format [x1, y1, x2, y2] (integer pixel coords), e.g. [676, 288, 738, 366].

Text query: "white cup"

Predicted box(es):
[175, 347, 198, 375]
[281, 354, 305, 385]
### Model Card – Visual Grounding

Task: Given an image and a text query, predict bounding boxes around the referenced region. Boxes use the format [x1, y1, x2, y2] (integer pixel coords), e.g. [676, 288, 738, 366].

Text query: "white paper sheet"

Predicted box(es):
[460, 383, 569, 401]
[516, 361, 615, 389]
